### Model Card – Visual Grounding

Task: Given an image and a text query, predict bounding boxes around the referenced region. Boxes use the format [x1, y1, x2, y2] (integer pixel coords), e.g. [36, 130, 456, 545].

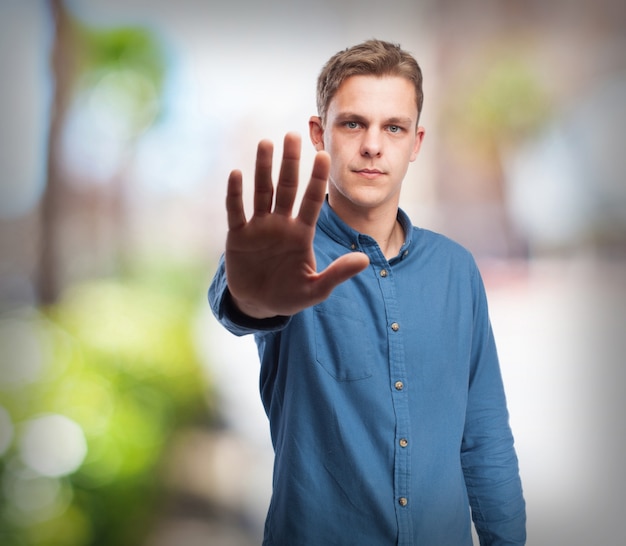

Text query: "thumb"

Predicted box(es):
[312, 252, 370, 301]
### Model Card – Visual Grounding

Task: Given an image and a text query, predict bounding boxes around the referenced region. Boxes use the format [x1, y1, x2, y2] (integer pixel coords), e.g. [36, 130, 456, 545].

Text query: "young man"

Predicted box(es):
[209, 39, 526, 545]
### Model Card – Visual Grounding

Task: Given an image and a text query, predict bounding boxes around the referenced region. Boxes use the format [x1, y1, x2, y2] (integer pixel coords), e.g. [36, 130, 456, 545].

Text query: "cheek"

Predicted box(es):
[327, 145, 348, 171]
[327, 138, 342, 159]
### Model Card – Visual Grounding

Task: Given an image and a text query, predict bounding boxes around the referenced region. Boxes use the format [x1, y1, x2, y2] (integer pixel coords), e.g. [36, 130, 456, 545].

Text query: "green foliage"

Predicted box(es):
[0, 264, 213, 546]
[461, 57, 551, 140]
[441, 51, 552, 156]
[77, 25, 165, 88]
[70, 17, 167, 135]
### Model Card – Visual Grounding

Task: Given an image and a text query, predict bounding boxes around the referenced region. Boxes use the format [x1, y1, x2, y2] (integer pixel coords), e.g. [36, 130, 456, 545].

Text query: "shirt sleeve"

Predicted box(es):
[461, 263, 526, 545]
[208, 254, 291, 337]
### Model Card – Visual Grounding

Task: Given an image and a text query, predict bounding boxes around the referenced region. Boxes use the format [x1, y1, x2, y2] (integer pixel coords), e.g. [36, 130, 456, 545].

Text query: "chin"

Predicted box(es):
[344, 192, 395, 212]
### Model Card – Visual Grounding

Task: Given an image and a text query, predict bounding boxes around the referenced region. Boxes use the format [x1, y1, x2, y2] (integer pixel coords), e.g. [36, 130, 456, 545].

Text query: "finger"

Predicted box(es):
[312, 252, 370, 301]
[274, 132, 301, 216]
[297, 150, 330, 227]
[254, 139, 274, 216]
[226, 169, 247, 230]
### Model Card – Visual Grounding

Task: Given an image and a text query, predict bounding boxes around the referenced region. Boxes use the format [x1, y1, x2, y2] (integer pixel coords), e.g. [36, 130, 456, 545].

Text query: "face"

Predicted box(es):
[310, 75, 424, 218]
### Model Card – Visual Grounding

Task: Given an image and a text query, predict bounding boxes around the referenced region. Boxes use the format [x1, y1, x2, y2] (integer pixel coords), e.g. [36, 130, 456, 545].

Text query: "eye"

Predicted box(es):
[388, 125, 402, 133]
[345, 121, 360, 129]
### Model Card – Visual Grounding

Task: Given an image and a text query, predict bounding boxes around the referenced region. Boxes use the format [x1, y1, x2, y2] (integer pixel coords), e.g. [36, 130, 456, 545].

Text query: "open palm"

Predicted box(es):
[225, 133, 369, 319]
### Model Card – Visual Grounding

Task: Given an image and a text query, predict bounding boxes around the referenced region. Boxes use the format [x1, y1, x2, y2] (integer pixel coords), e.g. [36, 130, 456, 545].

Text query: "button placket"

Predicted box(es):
[370, 250, 412, 539]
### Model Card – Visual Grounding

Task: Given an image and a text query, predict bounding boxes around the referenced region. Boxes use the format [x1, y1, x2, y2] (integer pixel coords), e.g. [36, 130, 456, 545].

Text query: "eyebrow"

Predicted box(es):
[334, 112, 415, 127]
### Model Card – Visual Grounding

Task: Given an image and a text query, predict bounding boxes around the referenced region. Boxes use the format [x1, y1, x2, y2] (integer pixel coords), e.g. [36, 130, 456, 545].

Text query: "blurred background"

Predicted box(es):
[0, 0, 624, 544]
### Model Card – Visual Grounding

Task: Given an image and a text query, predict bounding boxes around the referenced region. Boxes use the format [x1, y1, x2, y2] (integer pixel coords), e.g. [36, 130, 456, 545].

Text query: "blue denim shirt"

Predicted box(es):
[209, 200, 526, 545]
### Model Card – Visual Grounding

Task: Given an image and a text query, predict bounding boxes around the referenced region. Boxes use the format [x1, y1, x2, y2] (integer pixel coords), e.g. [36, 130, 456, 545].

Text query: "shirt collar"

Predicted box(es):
[317, 197, 414, 262]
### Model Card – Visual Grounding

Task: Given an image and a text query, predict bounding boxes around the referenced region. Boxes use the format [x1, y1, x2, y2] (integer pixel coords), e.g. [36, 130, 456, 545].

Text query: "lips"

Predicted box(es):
[354, 168, 385, 179]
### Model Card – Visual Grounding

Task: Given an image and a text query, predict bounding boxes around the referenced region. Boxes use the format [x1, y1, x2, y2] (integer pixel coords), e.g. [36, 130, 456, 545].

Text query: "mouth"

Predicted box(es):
[354, 168, 385, 179]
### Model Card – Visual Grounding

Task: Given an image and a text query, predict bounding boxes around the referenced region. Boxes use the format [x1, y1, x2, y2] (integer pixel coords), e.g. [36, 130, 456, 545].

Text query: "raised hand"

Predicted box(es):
[225, 132, 370, 319]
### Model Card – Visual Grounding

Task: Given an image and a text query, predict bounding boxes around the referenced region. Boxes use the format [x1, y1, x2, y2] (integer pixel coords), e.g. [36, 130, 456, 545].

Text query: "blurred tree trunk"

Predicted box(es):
[38, 0, 76, 304]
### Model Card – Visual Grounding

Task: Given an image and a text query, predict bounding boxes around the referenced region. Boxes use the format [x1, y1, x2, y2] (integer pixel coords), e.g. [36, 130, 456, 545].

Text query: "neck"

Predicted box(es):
[328, 196, 404, 260]
[376, 217, 404, 259]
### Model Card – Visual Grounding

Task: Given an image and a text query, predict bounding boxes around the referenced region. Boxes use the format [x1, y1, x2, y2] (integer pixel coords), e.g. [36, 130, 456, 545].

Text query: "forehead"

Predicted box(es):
[328, 75, 418, 120]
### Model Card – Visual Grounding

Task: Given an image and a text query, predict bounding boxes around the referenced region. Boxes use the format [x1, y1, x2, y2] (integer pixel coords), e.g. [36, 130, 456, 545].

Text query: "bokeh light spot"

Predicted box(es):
[19, 414, 88, 477]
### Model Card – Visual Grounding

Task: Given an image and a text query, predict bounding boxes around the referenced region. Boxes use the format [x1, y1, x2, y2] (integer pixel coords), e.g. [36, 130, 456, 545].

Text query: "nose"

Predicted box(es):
[360, 128, 382, 158]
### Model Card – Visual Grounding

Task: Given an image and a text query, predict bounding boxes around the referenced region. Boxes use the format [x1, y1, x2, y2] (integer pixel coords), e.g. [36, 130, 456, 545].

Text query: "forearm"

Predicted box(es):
[461, 346, 526, 544]
[462, 420, 526, 545]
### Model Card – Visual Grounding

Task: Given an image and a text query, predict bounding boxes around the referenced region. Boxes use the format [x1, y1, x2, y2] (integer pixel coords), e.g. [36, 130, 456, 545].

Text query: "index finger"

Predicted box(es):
[297, 151, 330, 227]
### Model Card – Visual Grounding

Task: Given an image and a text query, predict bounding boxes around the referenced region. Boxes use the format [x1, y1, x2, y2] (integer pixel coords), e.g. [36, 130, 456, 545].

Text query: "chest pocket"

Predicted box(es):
[313, 296, 374, 381]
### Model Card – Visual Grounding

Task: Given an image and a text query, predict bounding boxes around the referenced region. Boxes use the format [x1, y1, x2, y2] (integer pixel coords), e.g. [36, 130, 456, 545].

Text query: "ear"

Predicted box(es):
[309, 116, 325, 151]
[409, 126, 426, 162]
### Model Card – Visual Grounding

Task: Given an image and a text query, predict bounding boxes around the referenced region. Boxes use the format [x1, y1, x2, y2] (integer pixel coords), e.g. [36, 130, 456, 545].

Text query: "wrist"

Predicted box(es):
[227, 290, 276, 320]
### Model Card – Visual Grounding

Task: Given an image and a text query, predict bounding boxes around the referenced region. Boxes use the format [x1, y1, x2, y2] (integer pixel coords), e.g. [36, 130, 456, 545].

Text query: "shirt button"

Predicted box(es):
[394, 381, 404, 391]
[391, 322, 400, 331]
[399, 438, 408, 448]
[380, 269, 388, 277]
[351, 243, 357, 250]
[399, 497, 408, 507]
[403, 250, 409, 258]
